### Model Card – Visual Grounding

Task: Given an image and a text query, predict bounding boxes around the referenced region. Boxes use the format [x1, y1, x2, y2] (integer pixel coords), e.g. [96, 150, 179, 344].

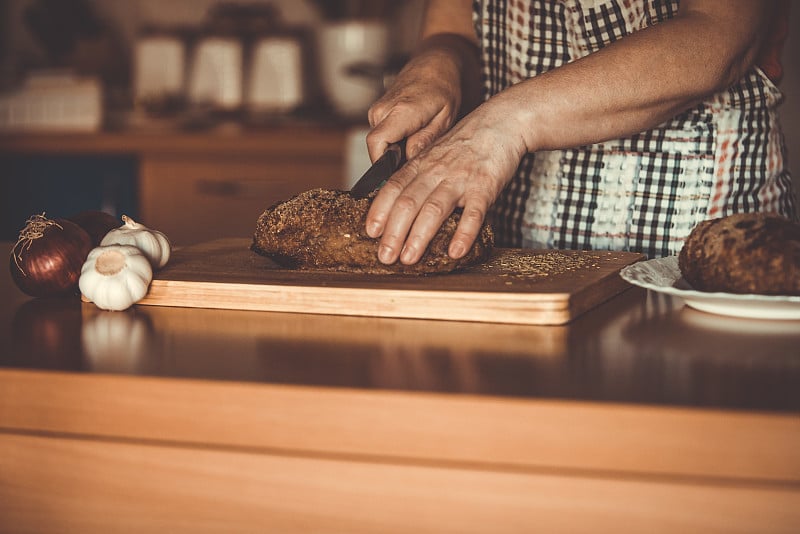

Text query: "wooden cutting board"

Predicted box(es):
[133, 238, 644, 324]
[135, 239, 644, 324]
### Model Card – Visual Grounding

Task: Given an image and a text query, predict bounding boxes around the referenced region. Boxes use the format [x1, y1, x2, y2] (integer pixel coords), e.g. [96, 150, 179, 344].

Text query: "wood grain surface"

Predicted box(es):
[134, 239, 645, 324]
[3, 369, 797, 484]
[2, 432, 798, 534]
[1, 369, 799, 532]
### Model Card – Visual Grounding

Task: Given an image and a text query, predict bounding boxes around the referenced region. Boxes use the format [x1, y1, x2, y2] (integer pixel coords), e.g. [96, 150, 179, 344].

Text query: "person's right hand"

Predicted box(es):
[366, 35, 474, 163]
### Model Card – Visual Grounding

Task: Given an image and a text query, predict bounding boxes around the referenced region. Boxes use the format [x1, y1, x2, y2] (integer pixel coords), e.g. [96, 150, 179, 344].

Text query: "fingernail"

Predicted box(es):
[378, 244, 394, 264]
[400, 244, 416, 264]
[449, 242, 466, 259]
[367, 221, 381, 237]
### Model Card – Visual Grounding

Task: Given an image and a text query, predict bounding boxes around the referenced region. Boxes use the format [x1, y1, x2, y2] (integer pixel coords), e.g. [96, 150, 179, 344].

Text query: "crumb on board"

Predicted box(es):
[474, 250, 601, 280]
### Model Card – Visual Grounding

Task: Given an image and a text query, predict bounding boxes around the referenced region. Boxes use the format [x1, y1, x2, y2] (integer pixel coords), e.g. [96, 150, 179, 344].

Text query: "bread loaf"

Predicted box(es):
[678, 212, 800, 295]
[252, 189, 494, 274]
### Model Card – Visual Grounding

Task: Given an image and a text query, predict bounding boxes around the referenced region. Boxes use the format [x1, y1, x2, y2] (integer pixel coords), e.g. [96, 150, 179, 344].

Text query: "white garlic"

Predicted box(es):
[101, 215, 171, 269]
[79, 245, 153, 311]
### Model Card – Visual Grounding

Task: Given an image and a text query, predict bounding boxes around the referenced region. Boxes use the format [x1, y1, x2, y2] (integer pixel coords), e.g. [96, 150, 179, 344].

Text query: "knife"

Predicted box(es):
[349, 140, 406, 199]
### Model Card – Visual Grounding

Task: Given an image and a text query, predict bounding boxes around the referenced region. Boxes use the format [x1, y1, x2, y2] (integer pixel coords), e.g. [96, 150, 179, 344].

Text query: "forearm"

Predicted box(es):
[367, 0, 481, 159]
[492, 0, 773, 153]
[412, 33, 482, 116]
[418, 0, 482, 115]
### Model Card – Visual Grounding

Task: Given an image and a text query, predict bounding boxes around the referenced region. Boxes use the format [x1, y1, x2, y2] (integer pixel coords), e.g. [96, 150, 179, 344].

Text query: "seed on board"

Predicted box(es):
[475, 249, 601, 280]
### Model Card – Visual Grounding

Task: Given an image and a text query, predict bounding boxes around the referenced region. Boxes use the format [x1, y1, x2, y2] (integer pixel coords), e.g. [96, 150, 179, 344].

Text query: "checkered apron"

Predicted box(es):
[475, 0, 797, 258]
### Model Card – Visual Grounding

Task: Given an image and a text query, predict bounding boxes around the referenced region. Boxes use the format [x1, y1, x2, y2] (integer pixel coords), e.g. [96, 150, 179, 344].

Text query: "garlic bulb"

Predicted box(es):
[79, 245, 153, 311]
[101, 215, 171, 269]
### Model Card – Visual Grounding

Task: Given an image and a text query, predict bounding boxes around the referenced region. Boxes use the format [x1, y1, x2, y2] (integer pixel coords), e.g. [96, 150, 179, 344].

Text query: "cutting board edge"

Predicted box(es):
[137, 279, 575, 325]
[566, 263, 643, 317]
[133, 239, 646, 325]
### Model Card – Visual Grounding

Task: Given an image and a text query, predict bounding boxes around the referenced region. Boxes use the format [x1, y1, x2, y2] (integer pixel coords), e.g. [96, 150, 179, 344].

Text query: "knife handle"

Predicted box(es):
[349, 139, 408, 198]
[385, 139, 406, 169]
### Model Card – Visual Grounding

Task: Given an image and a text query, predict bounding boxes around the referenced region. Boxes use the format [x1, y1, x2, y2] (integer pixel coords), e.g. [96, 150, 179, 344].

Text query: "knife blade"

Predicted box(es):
[349, 140, 405, 199]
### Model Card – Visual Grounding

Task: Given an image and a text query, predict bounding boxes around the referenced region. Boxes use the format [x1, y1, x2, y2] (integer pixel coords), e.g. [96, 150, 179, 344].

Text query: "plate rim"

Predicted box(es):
[619, 256, 800, 319]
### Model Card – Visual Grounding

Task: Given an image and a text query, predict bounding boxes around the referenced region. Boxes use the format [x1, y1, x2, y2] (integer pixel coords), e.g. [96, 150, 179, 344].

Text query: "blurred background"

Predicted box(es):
[0, 0, 797, 245]
[0, 0, 424, 114]
[0, 0, 424, 243]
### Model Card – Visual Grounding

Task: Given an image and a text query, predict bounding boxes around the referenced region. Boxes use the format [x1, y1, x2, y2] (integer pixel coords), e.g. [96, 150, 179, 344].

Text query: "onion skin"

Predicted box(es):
[68, 210, 119, 248]
[9, 215, 93, 297]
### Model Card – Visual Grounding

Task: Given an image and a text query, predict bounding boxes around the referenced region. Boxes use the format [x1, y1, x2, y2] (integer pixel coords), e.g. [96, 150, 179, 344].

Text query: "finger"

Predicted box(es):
[404, 108, 452, 159]
[367, 99, 452, 162]
[366, 105, 423, 162]
[367, 92, 398, 160]
[372, 167, 441, 265]
[364, 160, 419, 239]
[448, 199, 491, 259]
[365, 123, 393, 163]
[399, 184, 460, 265]
[367, 100, 386, 129]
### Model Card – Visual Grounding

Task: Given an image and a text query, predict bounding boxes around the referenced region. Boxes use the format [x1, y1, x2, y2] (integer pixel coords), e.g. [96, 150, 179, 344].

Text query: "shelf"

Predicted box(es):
[0, 122, 352, 158]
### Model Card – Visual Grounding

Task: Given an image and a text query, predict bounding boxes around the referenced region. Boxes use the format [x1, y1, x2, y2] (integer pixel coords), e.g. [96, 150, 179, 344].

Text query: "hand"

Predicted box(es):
[365, 100, 528, 265]
[366, 38, 467, 163]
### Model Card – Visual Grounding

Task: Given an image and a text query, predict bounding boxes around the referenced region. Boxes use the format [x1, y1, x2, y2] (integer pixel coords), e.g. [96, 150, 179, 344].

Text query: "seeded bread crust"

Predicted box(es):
[252, 189, 494, 274]
[678, 212, 800, 295]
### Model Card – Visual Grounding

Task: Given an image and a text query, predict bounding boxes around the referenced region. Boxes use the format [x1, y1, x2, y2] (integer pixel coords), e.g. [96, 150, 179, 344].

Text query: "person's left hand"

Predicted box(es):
[365, 100, 528, 265]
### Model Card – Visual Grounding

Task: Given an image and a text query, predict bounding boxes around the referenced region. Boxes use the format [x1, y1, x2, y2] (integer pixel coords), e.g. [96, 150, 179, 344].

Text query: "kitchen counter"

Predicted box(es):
[1, 242, 799, 532]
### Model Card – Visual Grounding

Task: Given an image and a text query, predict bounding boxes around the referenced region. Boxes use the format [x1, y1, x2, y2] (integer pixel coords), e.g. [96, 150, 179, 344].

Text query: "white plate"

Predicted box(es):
[619, 256, 800, 320]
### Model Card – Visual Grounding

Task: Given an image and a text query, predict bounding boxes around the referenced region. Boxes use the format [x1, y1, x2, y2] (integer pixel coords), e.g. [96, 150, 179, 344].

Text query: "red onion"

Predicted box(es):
[68, 210, 119, 247]
[9, 213, 92, 297]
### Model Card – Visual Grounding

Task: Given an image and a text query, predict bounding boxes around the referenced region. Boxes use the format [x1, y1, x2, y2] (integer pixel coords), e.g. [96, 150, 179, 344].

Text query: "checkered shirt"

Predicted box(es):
[474, 0, 797, 258]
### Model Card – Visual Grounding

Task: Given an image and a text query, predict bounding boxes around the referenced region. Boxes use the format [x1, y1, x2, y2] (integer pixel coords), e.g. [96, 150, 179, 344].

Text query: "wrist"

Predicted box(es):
[486, 84, 542, 158]
[415, 33, 482, 113]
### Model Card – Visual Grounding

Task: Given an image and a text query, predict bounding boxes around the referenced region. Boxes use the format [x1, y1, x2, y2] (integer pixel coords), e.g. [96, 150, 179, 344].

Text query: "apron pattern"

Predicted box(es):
[475, 0, 796, 257]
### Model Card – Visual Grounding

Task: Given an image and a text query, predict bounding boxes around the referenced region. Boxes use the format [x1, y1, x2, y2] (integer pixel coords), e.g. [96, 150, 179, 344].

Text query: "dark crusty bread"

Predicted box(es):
[678, 212, 800, 295]
[251, 188, 494, 274]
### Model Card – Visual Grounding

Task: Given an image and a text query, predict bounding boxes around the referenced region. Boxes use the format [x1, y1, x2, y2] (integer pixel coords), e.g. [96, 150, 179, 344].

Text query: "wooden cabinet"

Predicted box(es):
[140, 154, 344, 245]
[0, 126, 351, 246]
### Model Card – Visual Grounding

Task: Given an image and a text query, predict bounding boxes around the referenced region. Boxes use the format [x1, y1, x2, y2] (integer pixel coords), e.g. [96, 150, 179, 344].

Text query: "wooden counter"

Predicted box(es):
[1, 241, 799, 532]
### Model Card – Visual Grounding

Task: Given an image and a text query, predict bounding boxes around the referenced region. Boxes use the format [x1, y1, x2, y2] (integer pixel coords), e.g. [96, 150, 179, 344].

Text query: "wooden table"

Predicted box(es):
[1, 243, 798, 533]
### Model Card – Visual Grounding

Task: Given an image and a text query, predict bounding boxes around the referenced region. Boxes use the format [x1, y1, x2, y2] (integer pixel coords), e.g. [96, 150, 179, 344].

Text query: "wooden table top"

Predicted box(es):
[2, 250, 798, 412]
[1, 242, 799, 532]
